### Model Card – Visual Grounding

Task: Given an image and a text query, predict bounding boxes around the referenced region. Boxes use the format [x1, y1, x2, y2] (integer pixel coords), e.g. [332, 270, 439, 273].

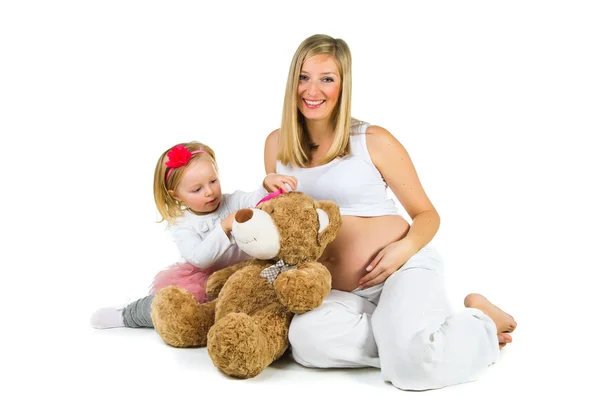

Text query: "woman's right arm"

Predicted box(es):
[264, 129, 279, 174]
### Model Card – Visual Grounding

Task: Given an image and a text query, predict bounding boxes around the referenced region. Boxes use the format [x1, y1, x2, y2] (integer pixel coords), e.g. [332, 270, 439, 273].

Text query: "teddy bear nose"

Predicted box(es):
[235, 208, 254, 224]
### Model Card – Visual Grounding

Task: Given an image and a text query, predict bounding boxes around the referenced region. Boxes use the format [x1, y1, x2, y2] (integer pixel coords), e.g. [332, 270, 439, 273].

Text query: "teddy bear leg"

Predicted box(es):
[207, 306, 292, 378]
[150, 286, 216, 348]
[207, 312, 268, 378]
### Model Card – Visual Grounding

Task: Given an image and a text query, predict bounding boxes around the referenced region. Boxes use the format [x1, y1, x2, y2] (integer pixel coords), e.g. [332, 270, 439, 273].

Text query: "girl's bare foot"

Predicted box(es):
[464, 293, 517, 347]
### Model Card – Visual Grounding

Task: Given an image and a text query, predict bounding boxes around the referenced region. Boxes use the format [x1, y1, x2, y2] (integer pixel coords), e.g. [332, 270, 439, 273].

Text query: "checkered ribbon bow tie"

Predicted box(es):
[260, 260, 297, 284]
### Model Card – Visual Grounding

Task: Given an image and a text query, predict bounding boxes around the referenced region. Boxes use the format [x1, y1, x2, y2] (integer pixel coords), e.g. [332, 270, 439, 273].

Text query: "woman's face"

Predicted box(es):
[297, 54, 341, 123]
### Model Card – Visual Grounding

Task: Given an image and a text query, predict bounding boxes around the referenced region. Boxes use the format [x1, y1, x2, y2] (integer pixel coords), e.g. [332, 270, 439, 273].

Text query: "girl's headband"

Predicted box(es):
[165, 145, 205, 182]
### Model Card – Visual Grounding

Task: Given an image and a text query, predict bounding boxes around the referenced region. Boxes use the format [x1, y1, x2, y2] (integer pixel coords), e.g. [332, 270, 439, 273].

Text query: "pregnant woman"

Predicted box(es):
[264, 33, 517, 391]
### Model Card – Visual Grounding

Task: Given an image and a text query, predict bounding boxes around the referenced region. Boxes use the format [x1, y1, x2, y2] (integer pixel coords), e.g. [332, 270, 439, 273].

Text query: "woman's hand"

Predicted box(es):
[359, 239, 418, 289]
[263, 173, 298, 193]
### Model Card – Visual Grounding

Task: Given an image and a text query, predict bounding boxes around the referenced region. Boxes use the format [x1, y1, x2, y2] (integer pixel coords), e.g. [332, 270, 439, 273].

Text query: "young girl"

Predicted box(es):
[91, 141, 297, 329]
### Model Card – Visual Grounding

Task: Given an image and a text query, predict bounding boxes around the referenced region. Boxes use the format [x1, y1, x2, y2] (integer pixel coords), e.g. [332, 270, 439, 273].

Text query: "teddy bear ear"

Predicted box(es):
[315, 200, 342, 246]
[316, 208, 329, 233]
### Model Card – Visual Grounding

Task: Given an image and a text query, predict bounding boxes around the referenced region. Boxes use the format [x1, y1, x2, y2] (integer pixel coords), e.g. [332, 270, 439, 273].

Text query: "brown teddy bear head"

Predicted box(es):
[231, 191, 341, 266]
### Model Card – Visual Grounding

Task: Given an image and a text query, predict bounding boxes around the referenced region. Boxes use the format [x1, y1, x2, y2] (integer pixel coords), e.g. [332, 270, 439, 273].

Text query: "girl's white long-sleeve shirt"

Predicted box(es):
[168, 186, 268, 270]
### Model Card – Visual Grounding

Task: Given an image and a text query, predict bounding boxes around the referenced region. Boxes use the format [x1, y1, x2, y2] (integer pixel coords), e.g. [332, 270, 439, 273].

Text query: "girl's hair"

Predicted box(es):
[278, 34, 353, 168]
[153, 141, 217, 224]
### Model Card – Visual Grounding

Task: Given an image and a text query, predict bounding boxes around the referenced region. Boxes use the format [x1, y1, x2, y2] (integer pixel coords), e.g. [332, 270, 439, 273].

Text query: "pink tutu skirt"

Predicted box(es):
[150, 261, 215, 304]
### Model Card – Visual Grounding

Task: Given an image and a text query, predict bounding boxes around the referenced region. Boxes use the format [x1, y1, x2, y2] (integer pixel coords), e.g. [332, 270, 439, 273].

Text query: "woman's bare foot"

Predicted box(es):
[464, 293, 517, 348]
[497, 332, 512, 349]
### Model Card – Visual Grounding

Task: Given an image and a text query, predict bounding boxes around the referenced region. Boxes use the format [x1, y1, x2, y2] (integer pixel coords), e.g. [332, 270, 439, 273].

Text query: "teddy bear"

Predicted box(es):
[149, 191, 341, 378]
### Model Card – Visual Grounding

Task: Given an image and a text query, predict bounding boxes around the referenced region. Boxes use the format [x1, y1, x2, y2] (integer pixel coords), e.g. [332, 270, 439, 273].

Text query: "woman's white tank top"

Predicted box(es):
[276, 119, 399, 217]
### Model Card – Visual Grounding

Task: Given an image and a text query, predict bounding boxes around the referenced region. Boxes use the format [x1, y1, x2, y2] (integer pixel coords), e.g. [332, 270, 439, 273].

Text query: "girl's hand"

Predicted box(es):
[263, 174, 298, 193]
[359, 239, 418, 289]
[220, 212, 236, 236]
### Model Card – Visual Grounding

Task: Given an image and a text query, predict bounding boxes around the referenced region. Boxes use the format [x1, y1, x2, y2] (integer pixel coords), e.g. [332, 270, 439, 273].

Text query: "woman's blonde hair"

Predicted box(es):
[278, 34, 353, 168]
[153, 141, 217, 224]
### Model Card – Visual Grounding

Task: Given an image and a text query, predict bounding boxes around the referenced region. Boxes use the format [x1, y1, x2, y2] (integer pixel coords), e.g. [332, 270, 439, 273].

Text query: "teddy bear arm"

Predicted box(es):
[273, 261, 332, 314]
[206, 260, 253, 300]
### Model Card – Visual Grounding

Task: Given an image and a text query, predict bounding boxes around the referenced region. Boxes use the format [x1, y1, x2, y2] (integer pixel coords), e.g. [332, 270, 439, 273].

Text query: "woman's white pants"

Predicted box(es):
[288, 246, 500, 391]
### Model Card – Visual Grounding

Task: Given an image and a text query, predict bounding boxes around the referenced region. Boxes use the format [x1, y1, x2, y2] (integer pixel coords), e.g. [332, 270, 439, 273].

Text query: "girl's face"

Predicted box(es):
[297, 54, 341, 123]
[171, 159, 222, 214]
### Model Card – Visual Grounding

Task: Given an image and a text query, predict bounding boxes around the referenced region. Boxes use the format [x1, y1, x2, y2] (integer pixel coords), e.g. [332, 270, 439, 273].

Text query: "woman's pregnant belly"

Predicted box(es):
[318, 215, 411, 292]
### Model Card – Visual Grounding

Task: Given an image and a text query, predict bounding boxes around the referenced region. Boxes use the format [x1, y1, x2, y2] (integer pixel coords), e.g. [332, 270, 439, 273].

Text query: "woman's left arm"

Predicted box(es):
[359, 125, 441, 288]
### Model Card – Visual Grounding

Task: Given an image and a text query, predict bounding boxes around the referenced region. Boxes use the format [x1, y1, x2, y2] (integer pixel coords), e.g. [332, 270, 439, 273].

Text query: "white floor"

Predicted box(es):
[83, 316, 514, 399]
[56, 300, 575, 400]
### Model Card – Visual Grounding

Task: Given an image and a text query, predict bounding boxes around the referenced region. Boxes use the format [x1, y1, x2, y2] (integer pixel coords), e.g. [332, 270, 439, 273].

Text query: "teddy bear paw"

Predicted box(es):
[150, 286, 215, 348]
[274, 269, 329, 313]
[207, 313, 271, 378]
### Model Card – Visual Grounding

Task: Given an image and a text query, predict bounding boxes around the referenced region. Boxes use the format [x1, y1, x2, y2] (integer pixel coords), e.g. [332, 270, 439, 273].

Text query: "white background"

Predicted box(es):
[1, 1, 599, 399]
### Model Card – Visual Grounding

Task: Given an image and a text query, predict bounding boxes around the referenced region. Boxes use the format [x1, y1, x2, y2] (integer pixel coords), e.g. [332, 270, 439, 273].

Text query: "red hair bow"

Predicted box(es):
[166, 145, 193, 168]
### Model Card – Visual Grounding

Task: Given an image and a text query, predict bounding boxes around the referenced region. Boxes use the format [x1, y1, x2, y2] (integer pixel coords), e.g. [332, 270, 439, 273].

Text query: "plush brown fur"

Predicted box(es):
[150, 192, 341, 378]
